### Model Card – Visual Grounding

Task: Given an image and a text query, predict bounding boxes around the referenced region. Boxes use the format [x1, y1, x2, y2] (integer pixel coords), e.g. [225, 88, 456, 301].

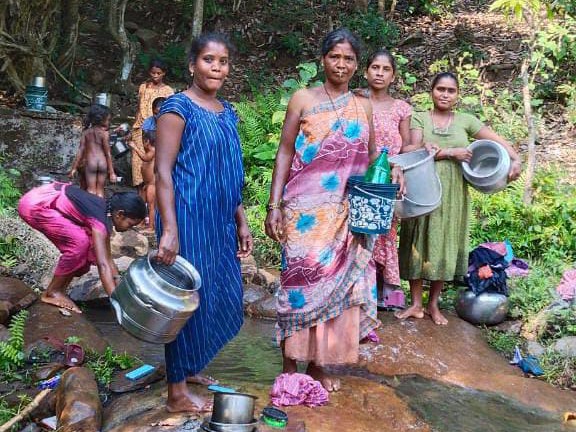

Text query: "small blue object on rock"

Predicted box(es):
[125, 364, 156, 381]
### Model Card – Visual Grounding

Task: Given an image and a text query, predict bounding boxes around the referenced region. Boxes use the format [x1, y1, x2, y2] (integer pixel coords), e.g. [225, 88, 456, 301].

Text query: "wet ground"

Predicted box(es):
[84, 307, 282, 385]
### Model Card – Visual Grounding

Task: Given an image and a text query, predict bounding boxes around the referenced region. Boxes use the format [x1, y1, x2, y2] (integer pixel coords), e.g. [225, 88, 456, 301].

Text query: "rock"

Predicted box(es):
[241, 255, 258, 284]
[56, 367, 102, 432]
[364, 312, 576, 414]
[0, 324, 9, 342]
[252, 268, 280, 291]
[243, 284, 268, 306]
[24, 302, 109, 356]
[0, 215, 60, 289]
[19, 423, 42, 432]
[69, 256, 134, 305]
[552, 336, 576, 357]
[246, 294, 277, 320]
[110, 230, 149, 259]
[35, 362, 66, 381]
[0, 277, 38, 318]
[0, 300, 10, 324]
[109, 364, 165, 393]
[134, 28, 160, 51]
[493, 319, 522, 334]
[526, 340, 546, 358]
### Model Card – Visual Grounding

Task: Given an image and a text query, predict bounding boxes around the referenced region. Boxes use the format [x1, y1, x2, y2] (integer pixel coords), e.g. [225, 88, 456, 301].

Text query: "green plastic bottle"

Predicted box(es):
[364, 148, 391, 184]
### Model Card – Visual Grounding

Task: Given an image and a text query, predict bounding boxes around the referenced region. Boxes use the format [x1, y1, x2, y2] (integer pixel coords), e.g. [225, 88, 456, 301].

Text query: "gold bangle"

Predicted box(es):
[267, 202, 282, 211]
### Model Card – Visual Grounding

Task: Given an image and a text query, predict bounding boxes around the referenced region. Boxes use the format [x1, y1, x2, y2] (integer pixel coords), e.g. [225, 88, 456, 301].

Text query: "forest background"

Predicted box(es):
[0, 0, 576, 390]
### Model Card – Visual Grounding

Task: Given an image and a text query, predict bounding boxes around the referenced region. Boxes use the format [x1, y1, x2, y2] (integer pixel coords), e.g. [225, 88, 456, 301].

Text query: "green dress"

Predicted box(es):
[399, 110, 484, 281]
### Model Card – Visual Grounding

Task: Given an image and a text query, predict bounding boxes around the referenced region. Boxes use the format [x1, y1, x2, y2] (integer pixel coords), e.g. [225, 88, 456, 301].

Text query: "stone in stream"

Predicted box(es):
[34, 362, 66, 381]
[109, 229, 149, 259]
[109, 364, 165, 393]
[24, 302, 109, 356]
[56, 367, 102, 432]
[0, 323, 9, 342]
[0, 276, 38, 322]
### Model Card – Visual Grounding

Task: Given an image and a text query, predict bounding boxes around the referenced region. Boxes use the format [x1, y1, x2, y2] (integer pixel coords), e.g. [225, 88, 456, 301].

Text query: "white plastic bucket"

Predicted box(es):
[389, 149, 442, 219]
[462, 140, 510, 194]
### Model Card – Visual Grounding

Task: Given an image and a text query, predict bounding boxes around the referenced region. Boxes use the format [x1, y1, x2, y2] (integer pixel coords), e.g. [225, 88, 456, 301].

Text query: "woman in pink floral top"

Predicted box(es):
[360, 49, 412, 307]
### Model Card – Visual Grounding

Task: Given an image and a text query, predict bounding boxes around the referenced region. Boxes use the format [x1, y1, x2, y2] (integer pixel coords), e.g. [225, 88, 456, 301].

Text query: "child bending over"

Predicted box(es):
[128, 130, 156, 231]
[69, 104, 117, 197]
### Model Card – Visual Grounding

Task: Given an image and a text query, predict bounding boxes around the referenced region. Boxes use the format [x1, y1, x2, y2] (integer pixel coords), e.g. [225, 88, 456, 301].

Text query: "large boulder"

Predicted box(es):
[0, 215, 59, 289]
[0, 277, 38, 323]
[24, 302, 109, 355]
[56, 367, 102, 432]
[110, 229, 149, 259]
[69, 256, 134, 306]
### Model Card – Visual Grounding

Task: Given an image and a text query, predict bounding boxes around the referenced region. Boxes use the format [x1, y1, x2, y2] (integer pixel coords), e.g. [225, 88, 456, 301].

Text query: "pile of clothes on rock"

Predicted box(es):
[466, 240, 529, 296]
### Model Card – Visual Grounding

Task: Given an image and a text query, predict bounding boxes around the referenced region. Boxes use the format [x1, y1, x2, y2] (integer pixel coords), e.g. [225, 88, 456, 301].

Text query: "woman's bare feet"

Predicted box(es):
[394, 305, 424, 320]
[186, 375, 219, 386]
[40, 292, 82, 313]
[306, 363, 341, 392]
[166, 382, 212, 413]
[426, 305, 448, 325]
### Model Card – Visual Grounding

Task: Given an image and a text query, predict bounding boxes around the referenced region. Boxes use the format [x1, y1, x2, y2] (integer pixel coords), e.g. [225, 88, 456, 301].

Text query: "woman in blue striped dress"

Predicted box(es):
[155, 33, 253, 413]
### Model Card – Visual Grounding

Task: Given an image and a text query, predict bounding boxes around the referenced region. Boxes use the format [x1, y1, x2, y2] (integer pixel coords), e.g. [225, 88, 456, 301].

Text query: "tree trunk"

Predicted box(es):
[521, 55, 537, 205]
[378, 0, 385, 16]
[108, 0, 137, 88]
[190, 0, 204, 43]
[57, 0, 81, 73]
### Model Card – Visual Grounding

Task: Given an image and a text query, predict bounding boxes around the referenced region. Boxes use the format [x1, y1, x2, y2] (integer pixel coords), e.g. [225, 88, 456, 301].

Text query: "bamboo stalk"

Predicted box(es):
[0, 389, 51, 432]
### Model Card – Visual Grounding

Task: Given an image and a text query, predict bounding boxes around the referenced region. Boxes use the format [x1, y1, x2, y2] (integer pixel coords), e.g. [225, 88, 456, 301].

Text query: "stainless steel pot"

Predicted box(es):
[31, 76, 46, 87]
[211, 392, 257, 425]
[455, 289, 509, 325]
[205, 418, 258, 432]
[94, 92, 111, 107]
[35, 175, 54, 187]
[110, 253, 201, 344]
[462, 140, 511, 194]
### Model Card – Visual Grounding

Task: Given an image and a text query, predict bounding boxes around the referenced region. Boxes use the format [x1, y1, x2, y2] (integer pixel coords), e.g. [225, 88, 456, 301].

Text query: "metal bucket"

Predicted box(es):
[389, 149, 442, 219]
[31, 76, 46, 87]
[211, 392, 257, 425]
[110, 136, 130, 159]
[455, 289, 509, 325]
[110, 253, 201, 344]
[462, 140, 511, 194]
[94, 92, 111, 107]
[24, 85, 48, 112]
[34, 175, 54, 187]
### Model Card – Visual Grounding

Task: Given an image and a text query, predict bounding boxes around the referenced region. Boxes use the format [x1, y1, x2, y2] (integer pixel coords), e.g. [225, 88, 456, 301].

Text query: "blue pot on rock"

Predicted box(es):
[455, 289, 509, 325]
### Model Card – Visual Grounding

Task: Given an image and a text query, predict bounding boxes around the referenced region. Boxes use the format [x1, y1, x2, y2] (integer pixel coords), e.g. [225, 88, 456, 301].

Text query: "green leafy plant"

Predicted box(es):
[235, 62, 321, 264]
[542, 306, 576, 342]
[341, 6, 400, 52]
[0, 310, 29, 371]
[85, 346, 139, 386]
[0, 394, 32, 431]
[483, 328, 523, 358]
[539, 349, 576, 389]
[0, 163, 21, 212]
[280, 32, 304, 57]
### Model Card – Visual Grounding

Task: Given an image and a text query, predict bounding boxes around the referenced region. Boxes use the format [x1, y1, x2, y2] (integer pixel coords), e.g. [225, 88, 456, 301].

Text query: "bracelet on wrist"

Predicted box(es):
[267, 201, 282, 211]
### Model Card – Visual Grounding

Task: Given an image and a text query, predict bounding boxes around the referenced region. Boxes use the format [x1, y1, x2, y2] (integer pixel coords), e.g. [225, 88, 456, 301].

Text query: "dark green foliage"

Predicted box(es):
[137, 42, 188, 81]
[340, 6, 400, 53]
[0, 164, 21, 211]
[470, 168, 576, 261]
[483, 328, 522, 358]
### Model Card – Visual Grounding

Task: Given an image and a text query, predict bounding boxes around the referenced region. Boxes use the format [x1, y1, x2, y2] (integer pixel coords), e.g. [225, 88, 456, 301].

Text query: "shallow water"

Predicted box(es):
[84, 307, 282, 385]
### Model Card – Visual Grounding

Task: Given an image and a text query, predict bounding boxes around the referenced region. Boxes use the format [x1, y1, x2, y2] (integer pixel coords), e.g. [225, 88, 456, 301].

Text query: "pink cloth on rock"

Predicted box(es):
[270, 373, 329, 407]
[556, 269, 576, 301]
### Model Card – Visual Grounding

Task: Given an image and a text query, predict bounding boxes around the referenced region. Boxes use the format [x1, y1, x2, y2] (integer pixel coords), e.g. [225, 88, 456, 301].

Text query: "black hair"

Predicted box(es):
[109, 192, 146, 219]
[151, 97, 166, 111]
[149, 59, 168, 73]
[321, 28, 362, 61]
[366, 49, 397, 74]
[143, 130, 156, 145]
[431, 72, 459, 90]
[188, 32, 235, 63]
[83, 104, 110, 129]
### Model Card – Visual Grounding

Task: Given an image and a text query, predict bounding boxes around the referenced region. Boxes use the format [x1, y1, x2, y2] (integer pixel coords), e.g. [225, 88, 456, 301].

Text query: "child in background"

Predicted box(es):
[358, 49, 412, 309]
[128, 130, 156, 232]
[69, 104, 117, 197]
[132, 60, 173, 191]
[142, 97, 167, 132]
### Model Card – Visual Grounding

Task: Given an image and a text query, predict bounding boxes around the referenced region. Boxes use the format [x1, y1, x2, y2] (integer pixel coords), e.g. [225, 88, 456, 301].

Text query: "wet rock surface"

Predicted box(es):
[0, 276, 38, 321]
[56, 367, 102, 432]
[24, 302, 109, 355]
[110, 229, 149, 259]
[361, 312, 576, 415]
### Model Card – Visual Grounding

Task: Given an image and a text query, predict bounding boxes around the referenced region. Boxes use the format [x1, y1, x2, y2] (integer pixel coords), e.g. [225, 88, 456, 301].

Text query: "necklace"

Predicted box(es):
[324, 84, 348, 130]
[431, 110, 453, 136]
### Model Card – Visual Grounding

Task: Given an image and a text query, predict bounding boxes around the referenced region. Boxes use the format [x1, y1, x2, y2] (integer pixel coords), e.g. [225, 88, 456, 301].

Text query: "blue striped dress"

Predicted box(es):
[158, 93, 245, 383]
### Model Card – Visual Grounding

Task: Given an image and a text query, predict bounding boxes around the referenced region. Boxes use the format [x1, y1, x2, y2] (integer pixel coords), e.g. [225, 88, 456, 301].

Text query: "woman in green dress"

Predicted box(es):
[396, 72, 522, 325]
